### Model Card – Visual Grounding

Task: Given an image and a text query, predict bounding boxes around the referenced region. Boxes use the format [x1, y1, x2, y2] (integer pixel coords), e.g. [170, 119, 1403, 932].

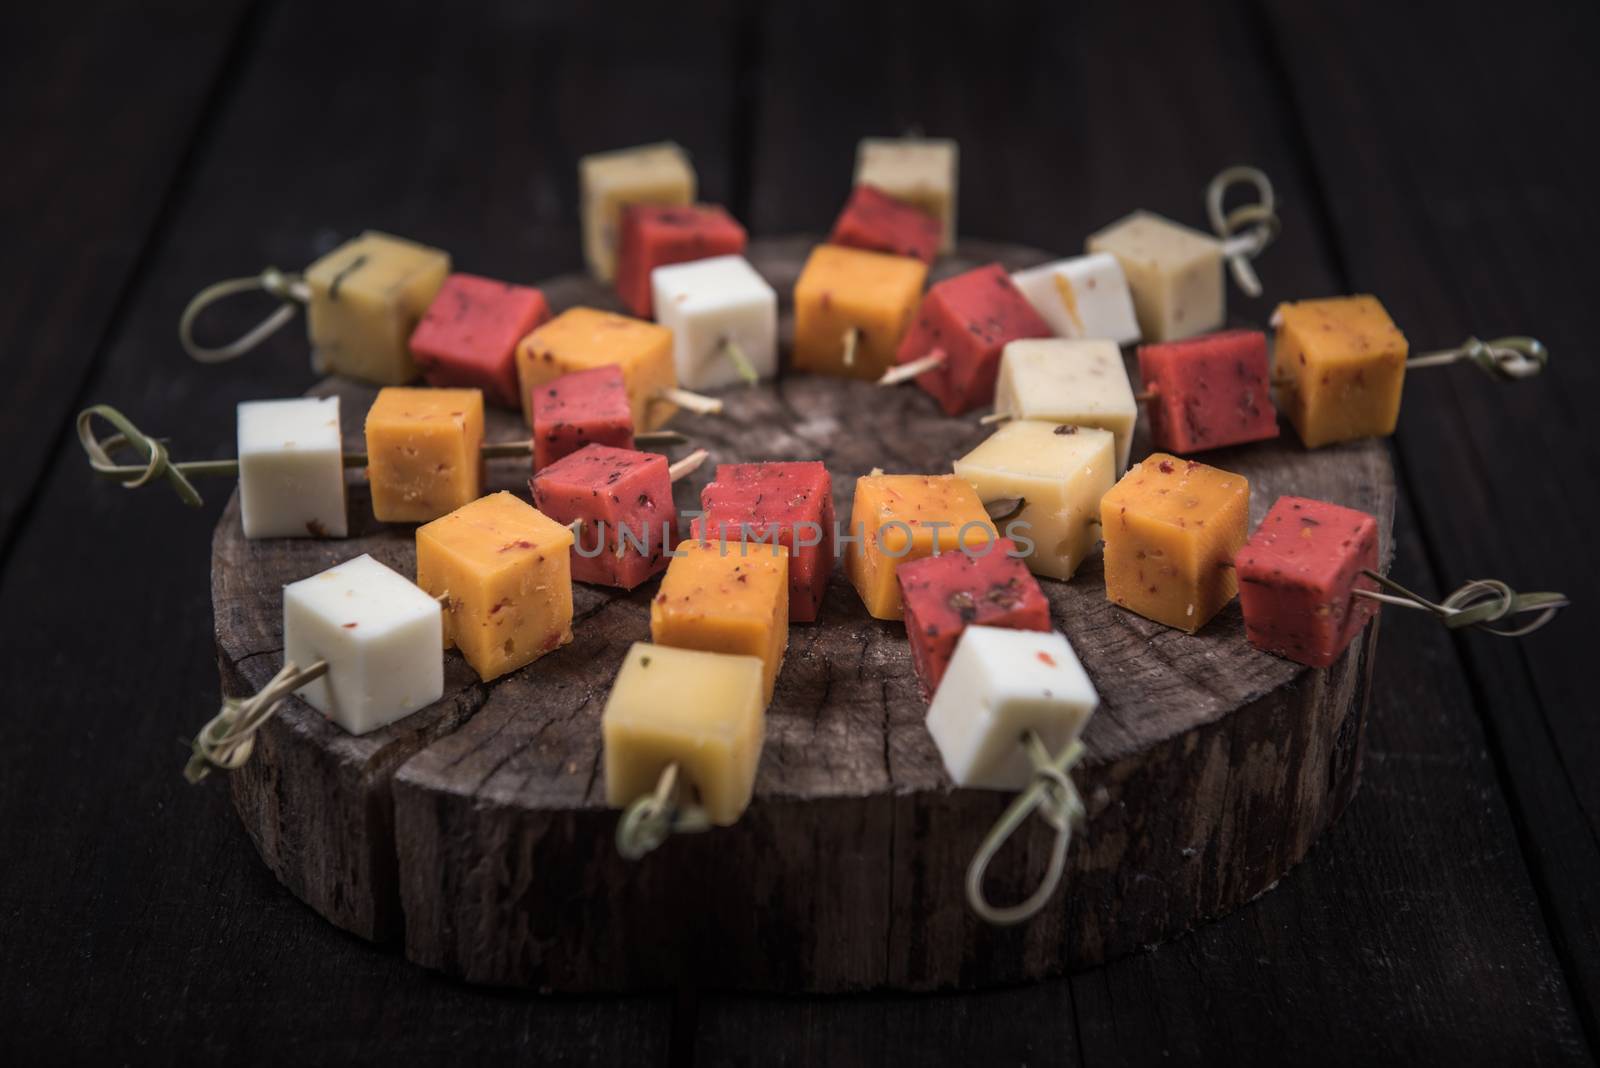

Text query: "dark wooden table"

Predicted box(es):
[2, 1, 1595, 1063]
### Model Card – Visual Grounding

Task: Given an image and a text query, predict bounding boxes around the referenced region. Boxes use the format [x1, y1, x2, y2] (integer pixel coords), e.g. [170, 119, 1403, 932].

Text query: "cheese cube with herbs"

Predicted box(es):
[236, 396, 348, 539]
[695, 461, 836, 622]
[283, 554, 443, 735]
[854, 137, 959, 252]
[409, 274, 551, 408]
[615, 203, 747, 318]
[652, 255, 778, 390]
[954, 419, 1116, 581]
[1100, 454, 1249, 633]
[305, 231, 450, 385]
[994, 339, 1139, 472]
[1138, 329, 1278, 454]
[926, 627, 1097, 790]
[1236, 496, 1381, 668]
[792, 245, 927, 380]
[897, 539, 1050, 700]
[895, 263, 1053, 416]
[530, 444, 674, 589]
[1087, 211, 1222, 342]
[515, 306, 677, 431]
[1011, 253, 1141, 345]
[364, 387, 485, 523]
[414, 492, 574, 682]
[828, 184, 942, 265]
[652, 540, 789, 702]
[603, 642, 765, 826]
[580, 142, 696, 282]
[845, 474, 995, 621]
[531, 366, 635, 471]
[1273, 295, 1408, 448]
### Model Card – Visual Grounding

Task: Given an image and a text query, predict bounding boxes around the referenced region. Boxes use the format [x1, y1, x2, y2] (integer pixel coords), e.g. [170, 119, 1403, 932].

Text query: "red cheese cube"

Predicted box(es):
[409, 274, 551, 408]
[614, 204, 748, 318]
[896, 539, 1051, 699]
[1137, 329, 1278, 454]
[894, 263, 1053, 416]
[530, 366, 635, 471]
[828, 184, 941, 266]
[1235, 496, 1380, 668]
[531, 444, 674, 589]
[693, 461, 835, 622]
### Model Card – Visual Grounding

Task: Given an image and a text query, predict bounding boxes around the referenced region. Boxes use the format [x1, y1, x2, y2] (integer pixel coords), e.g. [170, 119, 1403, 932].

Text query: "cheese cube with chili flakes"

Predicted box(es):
[304, 231, 450, 385]
[1087, 211, 1223, 342]
[854, 136, 959, 252]
[828, 184, 942, 265]
[792, 245, 927, 381]
[845, 473, 996, 621]
[363, 387, 484, 523]
[1100, 453, 1249, 633]
[414, 491, 575, 682]
[580, 142, 696, 282]
[615, 203, 747, 318]
[1137, 329, 1279, 455]
[530, 444, 674, 590]
[515, 307, 677, 432]
[651, 540, 789, 703]
[409, 273, 551, 409]
[531, 366, 635, 471]
[694, 461, 835, 623]
[1273, 295, 1408, 448]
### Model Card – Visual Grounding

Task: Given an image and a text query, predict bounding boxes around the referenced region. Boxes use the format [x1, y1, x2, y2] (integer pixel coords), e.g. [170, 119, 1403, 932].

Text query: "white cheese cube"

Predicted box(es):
[855, 136, 959, 252]
[283, 554, 443, 736]
[994, 339, 1138, 473]
[580, 142, 696, 282]
[954, 419, 1115, 581]
[1087, 211, 1223, 342]
[926, 626, 1098, 790]
[651, 255, 778, 390]
[237, 396, 348, 539]
[1011, 253, 1141, 345]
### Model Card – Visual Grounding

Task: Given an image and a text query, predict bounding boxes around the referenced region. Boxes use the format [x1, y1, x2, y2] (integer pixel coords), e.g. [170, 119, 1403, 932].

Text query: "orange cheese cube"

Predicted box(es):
[845, 474, 995, 620]
[364, 387, 484, 523]
[1100, 454, 1249, 633]
[1274, 295, 1408, 448]
[514, 307, 677, 432]
[792, 245, 926, 381]
[414, 491, 575, 681]
[651, 540, 788, 702]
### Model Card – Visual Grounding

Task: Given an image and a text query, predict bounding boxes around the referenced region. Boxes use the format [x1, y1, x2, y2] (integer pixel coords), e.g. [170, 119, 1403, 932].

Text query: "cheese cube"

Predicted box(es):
[1087, 211, 1222, 342]
[580, 142, 696, 282]
[1273, 295, 1408, 448]
[895, 263, 1053, 416]
[283, 554, 443, 735]
[615, 203, 747, 318]
[530, 444, 674, 589]
[897, 539, 1050, 700]
[305, 231, 450, 385]
[530, 366, 635, 471]
[926, 627, 1097, 790]
[694, 461, 836, 623]
[515, 307, 677, 432]
[236, 396, 348, 539]
[994, 339, 1139, 472]
[364, 387, 485, 523]
[414, 491, 575, 681]
[1236, 496, 1381, 667]
[1010, 252, 1140, 345]
[1137, 329, 1279, 454]
[792, 245, 927, 381]
[603, 642, 766, 826]
[652, 255, 778, 390]
[854, 137, 959, 252]
[845, 473, 995, 620]
[409, 274, 551, 409]
[1100, 454, 1249, 633]
[828, 184, 941, 265]
[954, 420, 1116, 581]
[651, 540, 789, 702]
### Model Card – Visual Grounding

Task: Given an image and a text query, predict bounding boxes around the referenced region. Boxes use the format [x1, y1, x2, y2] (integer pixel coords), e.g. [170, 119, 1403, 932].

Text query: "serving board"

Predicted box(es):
[211, 236, 1394, 992]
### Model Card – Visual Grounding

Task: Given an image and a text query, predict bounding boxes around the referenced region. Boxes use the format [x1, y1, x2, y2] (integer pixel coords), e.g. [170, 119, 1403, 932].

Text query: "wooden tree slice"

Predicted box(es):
[212, 237, 1394, 991]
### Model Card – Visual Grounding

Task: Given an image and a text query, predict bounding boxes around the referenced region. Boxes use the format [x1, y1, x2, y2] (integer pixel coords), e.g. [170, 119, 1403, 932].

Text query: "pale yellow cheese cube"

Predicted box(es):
[304, 231, 450, 385]
[855, 137, 959, 252]
[994, 339, 1139, 473]
[580, 142, 696, 282]
[1087, 211, 1222, 342]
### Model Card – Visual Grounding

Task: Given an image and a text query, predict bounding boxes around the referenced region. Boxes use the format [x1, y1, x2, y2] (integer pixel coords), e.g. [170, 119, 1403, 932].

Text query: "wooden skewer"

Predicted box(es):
[979, 411, 1012, 426]
[877, 349, 946, 386]
[657, 387, 724, 415]
[667, 448, 709, 483]
[720, 337, 759, 385]
[841, 326, 860, 369]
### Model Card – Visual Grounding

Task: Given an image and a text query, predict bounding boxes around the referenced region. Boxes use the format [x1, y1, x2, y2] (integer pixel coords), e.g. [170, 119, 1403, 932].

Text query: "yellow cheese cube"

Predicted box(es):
[1099, 453, 1249, 633]
[651, 540, 788, 702]
[855, 136, 959, 252]
[1087, 211, 1222, 342]
[1274, 295, 1408, 448]
[845, 474, 996, 620]
[792, 245, 927, 381]
[515, 306, 677, 432]
[580, 142, 696, 282]
[603, 642, 766, 826]
[414, 491, 574, 681]
[364, 387, 485, 523]
[305, 231, 450, 385]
